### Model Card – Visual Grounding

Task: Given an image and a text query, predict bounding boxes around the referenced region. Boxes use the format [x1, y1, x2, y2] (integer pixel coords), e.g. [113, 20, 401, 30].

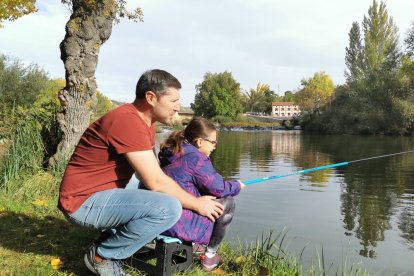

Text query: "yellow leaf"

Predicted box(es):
[32, 199, 48, 207]
[235, 256, 246, 264]
[211, 268, 225, 274]
[50, 257, 63, 270]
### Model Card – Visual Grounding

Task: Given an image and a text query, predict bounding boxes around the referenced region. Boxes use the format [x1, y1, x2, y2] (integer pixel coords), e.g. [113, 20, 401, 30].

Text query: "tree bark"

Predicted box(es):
[49, 0, 116, 168]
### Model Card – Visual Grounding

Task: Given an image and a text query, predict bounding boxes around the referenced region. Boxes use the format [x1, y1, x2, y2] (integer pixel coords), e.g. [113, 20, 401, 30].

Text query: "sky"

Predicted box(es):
[1, 0, 413, 107]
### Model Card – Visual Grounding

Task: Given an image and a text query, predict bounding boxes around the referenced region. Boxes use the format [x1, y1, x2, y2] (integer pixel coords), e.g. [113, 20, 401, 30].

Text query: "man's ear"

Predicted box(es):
[145, 91, 157, 106]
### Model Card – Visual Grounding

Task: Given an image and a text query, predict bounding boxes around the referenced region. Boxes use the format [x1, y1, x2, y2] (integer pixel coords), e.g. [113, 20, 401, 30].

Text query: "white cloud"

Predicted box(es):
[1, 0, 413, 106]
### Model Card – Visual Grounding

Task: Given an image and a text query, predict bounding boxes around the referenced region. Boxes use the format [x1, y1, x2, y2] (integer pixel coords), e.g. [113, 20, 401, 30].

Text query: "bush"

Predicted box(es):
[0, 55, 50, 108]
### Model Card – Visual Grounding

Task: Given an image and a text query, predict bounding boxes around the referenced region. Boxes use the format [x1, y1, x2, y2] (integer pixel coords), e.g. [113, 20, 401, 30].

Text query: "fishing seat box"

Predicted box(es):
[128, 235, 194, 276]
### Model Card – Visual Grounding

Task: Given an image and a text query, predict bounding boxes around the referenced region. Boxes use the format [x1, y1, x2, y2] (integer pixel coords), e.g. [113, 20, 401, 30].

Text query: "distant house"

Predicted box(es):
[110, 100, 194, 123]
[271, 102, 300, 118]
[173, 106, 194, 123]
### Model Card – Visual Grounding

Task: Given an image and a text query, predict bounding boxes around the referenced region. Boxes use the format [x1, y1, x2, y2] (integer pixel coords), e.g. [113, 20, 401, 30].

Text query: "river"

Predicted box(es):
[158, 130, 414, 275]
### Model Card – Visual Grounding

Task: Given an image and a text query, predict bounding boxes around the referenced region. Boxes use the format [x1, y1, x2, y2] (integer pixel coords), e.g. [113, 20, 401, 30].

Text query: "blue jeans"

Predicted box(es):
[68, 187, 182, 260]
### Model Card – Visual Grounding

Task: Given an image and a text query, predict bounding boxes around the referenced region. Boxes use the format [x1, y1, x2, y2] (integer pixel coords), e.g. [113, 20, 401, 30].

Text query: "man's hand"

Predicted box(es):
[196, 195, 224, 222]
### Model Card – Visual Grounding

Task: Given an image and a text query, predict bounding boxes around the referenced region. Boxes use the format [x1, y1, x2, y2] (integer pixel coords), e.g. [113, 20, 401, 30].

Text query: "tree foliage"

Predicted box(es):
[307, 1, 413, 135]
[61, 0, 143, 24]
[362, 0, 399, 74]
[192, 71, 243, 119]
[258, 89, 280, 114]
[242, 83, 269, 112]
[345, 22, 364, 84]
[295, 72, 335, 116]
[345, 0, 399, 94]
[92, 90, 115, 121]
[0, 55, 49, 108]
[0, 0, 37, 27]
[405, 22, 414, 58]
[282, 91, 295, 102]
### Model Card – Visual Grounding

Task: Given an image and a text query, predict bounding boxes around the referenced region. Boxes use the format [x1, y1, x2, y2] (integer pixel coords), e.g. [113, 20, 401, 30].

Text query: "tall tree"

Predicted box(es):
[362, 0, 399, 74]
[257, 89, 280, 114]
[343, 0, 401, 114]
[0, 0, 36, 27]
[282, 90, 295, 102]
[345, 0, 399, 86]
[295, 72, 335, 116]
[405, 22, 414, 58]
[192, 71, 243, 119]
[49, 0, 143, 167]
[345, 22, 364, 84]
[243, 82, 269, 112]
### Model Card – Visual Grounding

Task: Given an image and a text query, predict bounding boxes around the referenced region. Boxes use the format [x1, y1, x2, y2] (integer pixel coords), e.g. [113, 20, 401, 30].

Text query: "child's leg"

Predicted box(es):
[206, 196, 236, 254]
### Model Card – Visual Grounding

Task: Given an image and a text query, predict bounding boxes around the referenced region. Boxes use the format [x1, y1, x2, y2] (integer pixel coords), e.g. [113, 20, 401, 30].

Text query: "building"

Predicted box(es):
[173, 106, 194, 124]
[271, 102, 300, 118]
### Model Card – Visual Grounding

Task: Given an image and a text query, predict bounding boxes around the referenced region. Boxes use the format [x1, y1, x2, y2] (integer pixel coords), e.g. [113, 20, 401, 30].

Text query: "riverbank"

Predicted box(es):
[156, 114, 301, 133]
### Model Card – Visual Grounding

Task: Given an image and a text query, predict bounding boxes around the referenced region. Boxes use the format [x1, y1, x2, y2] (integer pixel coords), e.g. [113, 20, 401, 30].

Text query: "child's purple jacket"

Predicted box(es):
[159, 143, 241, 244]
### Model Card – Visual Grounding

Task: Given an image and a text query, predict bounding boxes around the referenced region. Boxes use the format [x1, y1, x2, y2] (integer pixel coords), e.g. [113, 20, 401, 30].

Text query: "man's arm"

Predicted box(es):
[125, 150, 224, 221]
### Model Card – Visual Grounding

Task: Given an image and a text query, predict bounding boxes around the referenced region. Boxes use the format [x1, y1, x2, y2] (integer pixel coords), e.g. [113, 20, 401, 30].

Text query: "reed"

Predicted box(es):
[0, 115, 44, 190]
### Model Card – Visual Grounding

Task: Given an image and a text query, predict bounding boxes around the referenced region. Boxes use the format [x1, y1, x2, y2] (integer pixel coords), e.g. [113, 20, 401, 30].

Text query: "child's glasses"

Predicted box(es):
[202, 138, 217, 145]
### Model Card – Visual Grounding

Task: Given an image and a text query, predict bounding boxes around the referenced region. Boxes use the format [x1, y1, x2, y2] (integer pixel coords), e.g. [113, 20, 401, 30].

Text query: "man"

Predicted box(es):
[58, 69, 224, 275]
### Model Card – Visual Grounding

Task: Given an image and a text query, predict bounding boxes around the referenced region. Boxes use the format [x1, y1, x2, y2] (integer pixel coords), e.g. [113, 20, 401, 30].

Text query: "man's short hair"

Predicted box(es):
[135, 69, 181, 99]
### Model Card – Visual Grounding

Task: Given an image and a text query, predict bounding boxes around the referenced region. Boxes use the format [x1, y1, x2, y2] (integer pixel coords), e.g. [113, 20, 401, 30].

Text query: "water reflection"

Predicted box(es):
[207, 131, 414, 272]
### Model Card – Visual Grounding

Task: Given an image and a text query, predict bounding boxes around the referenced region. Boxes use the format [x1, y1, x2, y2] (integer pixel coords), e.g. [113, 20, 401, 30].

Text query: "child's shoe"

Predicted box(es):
[201, 253, 222, 272]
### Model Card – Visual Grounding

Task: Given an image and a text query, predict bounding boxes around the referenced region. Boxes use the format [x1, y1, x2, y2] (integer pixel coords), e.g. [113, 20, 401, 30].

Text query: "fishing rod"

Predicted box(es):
[243, 149, 414, 185]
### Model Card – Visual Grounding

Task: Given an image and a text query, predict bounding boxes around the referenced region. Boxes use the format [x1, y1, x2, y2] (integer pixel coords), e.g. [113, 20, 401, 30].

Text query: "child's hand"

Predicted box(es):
[238, 180, 246, 190]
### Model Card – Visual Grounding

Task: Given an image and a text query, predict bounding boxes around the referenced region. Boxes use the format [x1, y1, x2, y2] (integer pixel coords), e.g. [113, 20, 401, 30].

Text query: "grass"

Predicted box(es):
[0, 116, 44, 189]
[0, 170, 372, 276]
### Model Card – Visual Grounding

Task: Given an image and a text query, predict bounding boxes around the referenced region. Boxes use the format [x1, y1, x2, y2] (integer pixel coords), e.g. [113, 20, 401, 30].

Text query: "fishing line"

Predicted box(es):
[243, 149, 414, 185]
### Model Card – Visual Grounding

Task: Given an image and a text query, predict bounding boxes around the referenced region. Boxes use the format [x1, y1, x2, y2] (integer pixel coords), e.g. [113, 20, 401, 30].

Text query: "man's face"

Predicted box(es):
[153, 87, 181, 125]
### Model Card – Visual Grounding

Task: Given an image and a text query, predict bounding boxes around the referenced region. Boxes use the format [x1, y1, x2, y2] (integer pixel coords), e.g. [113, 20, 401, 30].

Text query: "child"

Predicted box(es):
[158, 117, 245, 271]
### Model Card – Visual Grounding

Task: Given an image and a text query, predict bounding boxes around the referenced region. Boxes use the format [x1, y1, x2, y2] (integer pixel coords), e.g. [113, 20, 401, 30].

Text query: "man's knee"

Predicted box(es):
[161, 195, 182, 224]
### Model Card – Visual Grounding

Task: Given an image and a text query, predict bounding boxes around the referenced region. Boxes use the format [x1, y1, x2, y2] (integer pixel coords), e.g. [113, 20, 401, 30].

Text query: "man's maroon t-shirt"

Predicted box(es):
[58, 103, 155, 214]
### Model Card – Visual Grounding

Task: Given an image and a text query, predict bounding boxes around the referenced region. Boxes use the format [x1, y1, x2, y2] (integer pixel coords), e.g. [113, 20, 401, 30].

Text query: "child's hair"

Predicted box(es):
[161, 117, 216, 154]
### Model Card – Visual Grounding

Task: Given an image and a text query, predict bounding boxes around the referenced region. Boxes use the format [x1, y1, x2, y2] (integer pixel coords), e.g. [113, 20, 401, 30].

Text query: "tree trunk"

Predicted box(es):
[49, 0, 116, 168]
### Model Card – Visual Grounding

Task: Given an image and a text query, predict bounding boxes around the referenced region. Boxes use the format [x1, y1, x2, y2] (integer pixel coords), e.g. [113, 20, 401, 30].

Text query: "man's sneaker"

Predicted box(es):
[201, 253, 222, 272]
[84, 245, 130, 276]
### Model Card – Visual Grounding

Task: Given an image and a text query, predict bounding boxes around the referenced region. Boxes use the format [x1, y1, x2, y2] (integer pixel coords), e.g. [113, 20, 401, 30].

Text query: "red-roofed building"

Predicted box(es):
[271, 102, 301, 118]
